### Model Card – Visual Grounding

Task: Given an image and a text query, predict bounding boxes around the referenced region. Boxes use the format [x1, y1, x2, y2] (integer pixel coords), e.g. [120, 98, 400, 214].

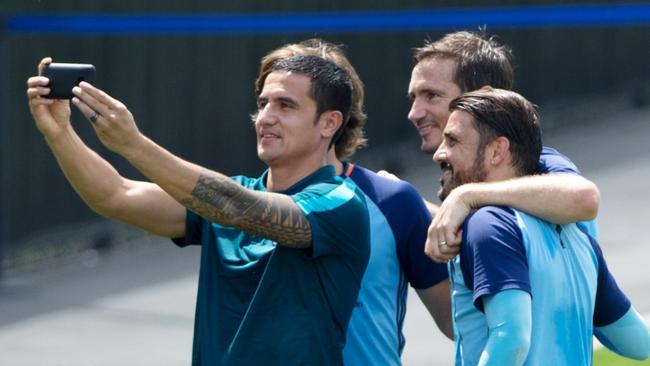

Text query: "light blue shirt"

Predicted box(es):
[451, 206, 630, 366]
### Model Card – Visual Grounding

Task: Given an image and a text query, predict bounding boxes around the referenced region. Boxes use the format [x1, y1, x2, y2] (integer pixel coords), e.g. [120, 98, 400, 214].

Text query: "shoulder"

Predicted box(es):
[461, 207, 530, 305]
[295, 177, 367, 217]
[464, 206, 519, 237]
[537, 146, 581, 174]
[347, 164, 425, 209]
[462, 206, 524, 253]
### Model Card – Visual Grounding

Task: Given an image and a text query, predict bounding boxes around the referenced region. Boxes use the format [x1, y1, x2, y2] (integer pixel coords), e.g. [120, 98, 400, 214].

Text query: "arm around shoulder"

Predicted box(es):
[456, 173, 600, 224]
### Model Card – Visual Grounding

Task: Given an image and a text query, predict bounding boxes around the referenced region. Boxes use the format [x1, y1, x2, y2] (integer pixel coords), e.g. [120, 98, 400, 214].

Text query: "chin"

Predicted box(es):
[257, 149, 275, 164]
[420, 142, 438, 155]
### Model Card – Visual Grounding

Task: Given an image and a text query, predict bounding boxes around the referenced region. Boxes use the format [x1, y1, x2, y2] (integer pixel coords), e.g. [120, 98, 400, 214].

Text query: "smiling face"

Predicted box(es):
[433, 110, 489, 201]
[255, 71, 324, 168]
[408, 58, 463, 154]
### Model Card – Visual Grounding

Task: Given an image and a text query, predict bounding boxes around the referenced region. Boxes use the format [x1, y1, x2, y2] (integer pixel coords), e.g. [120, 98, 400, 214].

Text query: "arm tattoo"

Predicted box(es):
[179, 172, 312, 247]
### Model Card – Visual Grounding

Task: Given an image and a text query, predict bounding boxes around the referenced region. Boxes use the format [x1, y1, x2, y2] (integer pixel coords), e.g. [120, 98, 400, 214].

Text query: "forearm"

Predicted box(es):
[46, 127, 186, 237]
[479, 290, 532, 366]
[456, 173, 599, 224]
[121, 136, 311, 247]
[46, 126, 128, 215]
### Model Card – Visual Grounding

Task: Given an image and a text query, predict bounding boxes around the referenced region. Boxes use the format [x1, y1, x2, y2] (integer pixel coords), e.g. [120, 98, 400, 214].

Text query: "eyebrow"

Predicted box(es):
[408, 86, 442, 99]
[277, 96, 299, 107]
[443, 130, 458, 140]
[257, 95, 299, 108]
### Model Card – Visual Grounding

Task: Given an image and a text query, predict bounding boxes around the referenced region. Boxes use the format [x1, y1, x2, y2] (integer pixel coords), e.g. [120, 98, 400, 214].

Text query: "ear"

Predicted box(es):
[487, 136, 510, 166]
[319, 110, 344, 140]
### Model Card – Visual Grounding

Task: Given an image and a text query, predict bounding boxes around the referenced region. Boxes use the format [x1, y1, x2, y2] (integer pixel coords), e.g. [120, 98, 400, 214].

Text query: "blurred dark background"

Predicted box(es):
[2, 0, 650, 277]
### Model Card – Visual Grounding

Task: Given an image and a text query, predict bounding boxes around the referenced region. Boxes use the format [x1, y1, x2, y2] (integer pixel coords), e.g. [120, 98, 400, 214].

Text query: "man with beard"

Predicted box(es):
[403, 31, 600, 262]
[438, 87, 650, 365]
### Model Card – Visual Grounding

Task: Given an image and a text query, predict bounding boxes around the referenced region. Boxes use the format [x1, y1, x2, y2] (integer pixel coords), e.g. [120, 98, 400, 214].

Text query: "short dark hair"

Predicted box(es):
[449, 88, 542, 176]
[256, 39, 367, 160]
[264, 55, 353, 145]
[414, 31, 514, 93]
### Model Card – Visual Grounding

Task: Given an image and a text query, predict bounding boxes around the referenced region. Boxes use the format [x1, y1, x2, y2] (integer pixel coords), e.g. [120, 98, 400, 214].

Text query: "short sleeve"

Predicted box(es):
[292, 181, 370, 263]
[587, 236, 632, 327]
[393, 183, 448, 289]
[460, 206, 530, 311]
[170, 175, 252, 248]
[172, 210, 203, 247]
[538, 147, 581, 174]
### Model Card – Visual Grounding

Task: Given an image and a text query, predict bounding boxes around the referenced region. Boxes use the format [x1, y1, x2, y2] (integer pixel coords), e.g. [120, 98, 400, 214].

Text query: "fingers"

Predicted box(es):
[72, 82, 129, 124]
[37, 57, 53, 75]
[26, 76, 53, 106]
[71, 96, 99, 124]
[425, 224, 457, 263]
[377, 170, 400, 181]
[28, 56, 53, 106]
[425, 213, 462, 263]
[79, 81, 125, 112]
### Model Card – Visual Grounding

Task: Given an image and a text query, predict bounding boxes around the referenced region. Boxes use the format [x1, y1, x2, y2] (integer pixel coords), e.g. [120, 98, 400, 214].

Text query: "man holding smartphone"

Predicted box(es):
[26, 54, 370, 366]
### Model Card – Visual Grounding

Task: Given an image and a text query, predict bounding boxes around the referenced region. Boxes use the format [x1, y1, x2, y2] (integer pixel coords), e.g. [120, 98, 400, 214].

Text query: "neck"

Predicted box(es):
[485, 165, 519, 183]
[326, 148, 344, 176]
[266, 152, 329, 192]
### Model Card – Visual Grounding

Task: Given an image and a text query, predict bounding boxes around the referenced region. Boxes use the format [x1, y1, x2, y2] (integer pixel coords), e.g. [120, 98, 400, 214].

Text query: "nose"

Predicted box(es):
[433, 142, 447, 163]
[255, 104, 277, 127]
[408, 97, 424, 123]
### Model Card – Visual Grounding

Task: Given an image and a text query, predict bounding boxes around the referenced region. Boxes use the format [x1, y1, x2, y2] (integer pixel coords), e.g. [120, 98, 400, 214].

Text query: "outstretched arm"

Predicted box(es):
[595, 307, 650, 360]
[479, 290, 532, 366]
[71, 81, 312, 248]
[27, 58, 186, 238]
[425, 173, 599, 262]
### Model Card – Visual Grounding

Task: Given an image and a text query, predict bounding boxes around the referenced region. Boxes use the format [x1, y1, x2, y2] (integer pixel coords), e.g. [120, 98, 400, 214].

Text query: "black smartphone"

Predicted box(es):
[42, 63, 96, 99]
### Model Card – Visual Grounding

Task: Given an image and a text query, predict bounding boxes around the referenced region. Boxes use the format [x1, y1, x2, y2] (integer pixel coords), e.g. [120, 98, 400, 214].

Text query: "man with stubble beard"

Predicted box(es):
[403, 31, 600, 262]
[436, 87, 649, 365]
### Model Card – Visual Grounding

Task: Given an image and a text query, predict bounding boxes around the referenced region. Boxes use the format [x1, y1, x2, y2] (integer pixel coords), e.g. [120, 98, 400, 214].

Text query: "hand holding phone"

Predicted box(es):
[42, 63, 96, 99]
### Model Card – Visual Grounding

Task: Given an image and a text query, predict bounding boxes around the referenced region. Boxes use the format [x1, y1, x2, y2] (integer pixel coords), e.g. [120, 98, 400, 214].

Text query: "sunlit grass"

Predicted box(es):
[594, 347, 650, 365]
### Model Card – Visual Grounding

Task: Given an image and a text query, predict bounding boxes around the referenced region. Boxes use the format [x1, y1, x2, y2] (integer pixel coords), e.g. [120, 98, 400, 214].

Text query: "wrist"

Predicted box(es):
[43, 123, 75, 146]
[120, 133, 149, 163]
[455, 183, 481, 209]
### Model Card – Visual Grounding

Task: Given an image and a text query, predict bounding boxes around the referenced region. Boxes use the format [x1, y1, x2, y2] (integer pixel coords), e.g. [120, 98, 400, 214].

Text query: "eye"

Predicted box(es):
[426, 92, 439, 101]
[256, 98, 267, 110]
[447, 137, 458, 147]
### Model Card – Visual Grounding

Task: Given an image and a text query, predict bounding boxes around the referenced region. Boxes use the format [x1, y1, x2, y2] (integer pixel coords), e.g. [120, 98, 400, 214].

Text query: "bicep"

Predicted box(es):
[235, 191, 312, 247]
[111, 179, 187, 238]
[177, 172, 311, 247]
[504, 173, 599, 224]
[416, 281, 453, 340]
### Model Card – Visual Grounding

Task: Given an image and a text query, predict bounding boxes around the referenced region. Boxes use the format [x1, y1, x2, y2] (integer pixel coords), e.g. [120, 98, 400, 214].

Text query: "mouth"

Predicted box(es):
[439, 162, 452, 182]
[417, 124, 435, 137]
[416, 121, 439, 137]
[259, 131, 280, 143]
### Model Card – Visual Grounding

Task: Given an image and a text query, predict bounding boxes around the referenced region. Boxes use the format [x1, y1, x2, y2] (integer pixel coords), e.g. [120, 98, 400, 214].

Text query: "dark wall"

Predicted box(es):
[2, 0, 649, 267]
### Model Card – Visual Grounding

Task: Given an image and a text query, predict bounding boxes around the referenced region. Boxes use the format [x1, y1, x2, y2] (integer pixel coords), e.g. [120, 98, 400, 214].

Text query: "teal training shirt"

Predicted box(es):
[175, 165, 370, 366]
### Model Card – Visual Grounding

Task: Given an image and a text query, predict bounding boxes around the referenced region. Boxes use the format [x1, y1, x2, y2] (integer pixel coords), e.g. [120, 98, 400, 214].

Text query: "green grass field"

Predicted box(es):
[594, 347, 650, 365]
